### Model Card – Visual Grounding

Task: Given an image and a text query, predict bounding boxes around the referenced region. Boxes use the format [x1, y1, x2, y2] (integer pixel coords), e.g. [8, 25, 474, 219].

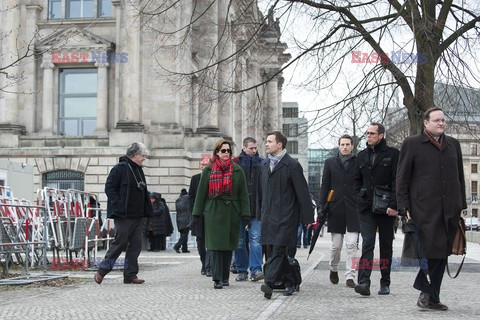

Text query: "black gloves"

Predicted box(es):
[398, 208, 408, 216]
[190, 215, 200, 228]
[317, 209, 327, 225]
[243, 216, 251, 229]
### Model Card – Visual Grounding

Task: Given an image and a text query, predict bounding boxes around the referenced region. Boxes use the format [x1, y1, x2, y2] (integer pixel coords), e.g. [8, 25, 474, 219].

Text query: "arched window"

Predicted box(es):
[42, 170, 84, 191]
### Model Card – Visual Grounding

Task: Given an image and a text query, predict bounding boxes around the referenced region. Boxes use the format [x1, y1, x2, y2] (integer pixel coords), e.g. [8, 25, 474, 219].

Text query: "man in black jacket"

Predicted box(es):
[319, 134, 359, 288]
[354, 123, 399, 296]
[234, 137, 264, 282]
[94, 142, 153, 285]
[189, 173, 211, 276]
[258, 131, 314, 299]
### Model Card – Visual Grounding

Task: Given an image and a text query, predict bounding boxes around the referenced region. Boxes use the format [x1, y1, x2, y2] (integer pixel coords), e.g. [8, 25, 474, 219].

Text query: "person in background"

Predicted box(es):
[147, 192, 173, 251]
[174, 188, 191, 253]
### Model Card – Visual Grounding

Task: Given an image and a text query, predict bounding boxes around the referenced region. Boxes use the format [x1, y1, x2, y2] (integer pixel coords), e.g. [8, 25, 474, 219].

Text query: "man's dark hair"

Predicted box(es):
[423, 107, 443, 121]
[243, 137, 257, 147]
[267, 131, 287, 150]
[370, 122, 385, 135]
[338, 134, 354, 146]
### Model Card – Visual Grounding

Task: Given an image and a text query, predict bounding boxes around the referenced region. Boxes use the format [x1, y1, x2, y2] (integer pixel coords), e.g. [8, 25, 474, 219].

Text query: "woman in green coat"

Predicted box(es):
[192, 139, 250, 289]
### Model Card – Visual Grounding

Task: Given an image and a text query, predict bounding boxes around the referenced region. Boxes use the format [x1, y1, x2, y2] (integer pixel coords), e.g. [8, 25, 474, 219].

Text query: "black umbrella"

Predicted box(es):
[401, 211, 431, 285]
[307, 190, 334, 260]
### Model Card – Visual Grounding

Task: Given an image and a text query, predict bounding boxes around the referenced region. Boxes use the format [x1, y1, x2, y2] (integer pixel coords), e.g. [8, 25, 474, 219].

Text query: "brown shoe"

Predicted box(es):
[417, 291, 430, 310]
[346, 279, 356, 288]
[94, 272, 104, 284]
[329, 271, 339, 284]
[429, 301, 448, 311]
[124, 277, 145, 284]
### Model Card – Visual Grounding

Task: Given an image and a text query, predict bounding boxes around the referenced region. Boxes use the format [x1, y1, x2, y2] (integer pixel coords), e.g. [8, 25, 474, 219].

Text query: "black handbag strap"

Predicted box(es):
[446, 255, 465, 279]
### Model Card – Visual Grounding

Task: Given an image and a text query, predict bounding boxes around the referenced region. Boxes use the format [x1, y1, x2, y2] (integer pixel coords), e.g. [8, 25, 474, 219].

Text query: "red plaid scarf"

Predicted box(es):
[424, 129, 443, 150]
[208, 156, 233, 197]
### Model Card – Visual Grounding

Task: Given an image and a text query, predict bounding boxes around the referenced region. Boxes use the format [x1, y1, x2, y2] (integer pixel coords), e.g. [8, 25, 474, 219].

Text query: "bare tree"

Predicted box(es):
[135, 0, 480, 137]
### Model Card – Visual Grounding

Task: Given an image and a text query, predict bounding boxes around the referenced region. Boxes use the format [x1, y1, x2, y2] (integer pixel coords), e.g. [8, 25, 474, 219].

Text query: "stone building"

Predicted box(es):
[281, 102, 308, 180]
[0, 1, 290, 204]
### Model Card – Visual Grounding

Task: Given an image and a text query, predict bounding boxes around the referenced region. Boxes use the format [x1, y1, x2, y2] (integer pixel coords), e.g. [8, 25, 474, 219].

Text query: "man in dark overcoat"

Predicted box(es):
[258, 131, 314, 299]
[189, 173, 211, 276]
[354, 123, 399, 296]
[396, 107, 467, 311]
[319, 134, 359, 288]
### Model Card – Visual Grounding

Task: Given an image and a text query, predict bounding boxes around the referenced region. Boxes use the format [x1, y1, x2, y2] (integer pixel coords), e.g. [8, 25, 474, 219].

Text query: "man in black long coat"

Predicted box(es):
[189, 173, 211, 276]
[396, 107, 467, 311]
[354, 123, 399, 296]
[319, 134, 359, 288]
[258, 131, 314, 299]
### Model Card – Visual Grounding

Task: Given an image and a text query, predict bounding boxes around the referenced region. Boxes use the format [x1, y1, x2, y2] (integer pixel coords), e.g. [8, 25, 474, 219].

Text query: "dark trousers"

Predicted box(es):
[98, 217, 144, 280]
[264, 245, 294, 288]
[357, 211, 395, 287]
[196, 236, 211, 271]
[210, 250, 232, 282]
[414, 258, 447, 303]
[148, 234, 166, 251]
[174, 228, 189, 251]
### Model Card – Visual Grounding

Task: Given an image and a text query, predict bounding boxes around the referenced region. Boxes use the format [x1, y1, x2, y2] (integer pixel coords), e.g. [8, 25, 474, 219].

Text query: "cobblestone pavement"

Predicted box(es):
[1, 233, 479, 319]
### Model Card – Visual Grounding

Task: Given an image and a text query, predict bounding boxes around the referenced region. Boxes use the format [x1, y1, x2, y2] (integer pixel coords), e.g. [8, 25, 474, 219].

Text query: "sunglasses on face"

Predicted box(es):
[219, 148, 231, 154]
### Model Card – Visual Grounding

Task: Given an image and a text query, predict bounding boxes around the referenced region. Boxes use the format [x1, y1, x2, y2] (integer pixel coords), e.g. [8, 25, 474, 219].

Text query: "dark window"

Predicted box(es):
[283, 123, 298, 137]
[472, 163, 478, 174]
[473, 209, 478, 218]
[59, 68, 97, 136]
[283, 108, 298, 118]
[67, 0, 94, 19]
[471, 144, 478, 156]
[472, 181, 478, 201]
[42, 170, 84, 191]
[48, 0, 62, 19]
[286, 141, 298, 154]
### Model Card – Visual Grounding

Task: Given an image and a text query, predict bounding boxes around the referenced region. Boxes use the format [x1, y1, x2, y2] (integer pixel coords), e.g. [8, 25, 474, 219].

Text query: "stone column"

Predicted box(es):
[195, 0, 219, 135]
[115, 0, 143, 131]
[95, 62, 109, 133]
[216, 0, 233, 139]
[40, 60, 55, 134]
[112, 0, 121, 127]
[24, 4, 43, 134]
[0, 0, 22, 133]
[266, 70, 279, 132]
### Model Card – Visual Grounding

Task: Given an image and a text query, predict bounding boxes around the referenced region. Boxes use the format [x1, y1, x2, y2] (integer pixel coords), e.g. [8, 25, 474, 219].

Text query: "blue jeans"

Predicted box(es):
[234, 217, 262, 274]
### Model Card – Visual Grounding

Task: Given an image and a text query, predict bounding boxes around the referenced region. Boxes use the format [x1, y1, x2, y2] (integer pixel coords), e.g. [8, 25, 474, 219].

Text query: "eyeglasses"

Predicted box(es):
[366, 132, 379, 136]
[219, 148, 231, 154]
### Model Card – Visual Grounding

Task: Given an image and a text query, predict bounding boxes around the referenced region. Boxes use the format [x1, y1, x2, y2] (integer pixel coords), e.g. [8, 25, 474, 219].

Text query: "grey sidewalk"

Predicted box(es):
[1, 233, 479, 319]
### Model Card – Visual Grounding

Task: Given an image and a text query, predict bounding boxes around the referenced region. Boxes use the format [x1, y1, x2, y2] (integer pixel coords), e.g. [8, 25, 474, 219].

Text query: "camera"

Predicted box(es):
[137, 181, 146, 191]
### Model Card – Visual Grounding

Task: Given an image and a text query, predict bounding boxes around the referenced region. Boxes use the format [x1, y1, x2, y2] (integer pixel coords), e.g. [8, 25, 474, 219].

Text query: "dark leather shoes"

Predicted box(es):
[417, 291, 430, 309]
[378, 286, 390, 295]
[429, 301, 448, 311]
[182, 250, 191, 253]
[329, 271, 339, 284]
[283, 286, 294, 296]
[174, 247, 181, 253]
[214, 281, 223, 289]
[206, 270, 212, 277]
[201, 269, 206, 276]
[124, 277, 145, 284]
[94, 272, 104, 284]
[346, 279, 356, 288]
[354, 283, 371, 296]
[261, 284, 273, 299]
[222, 280, 229, 286]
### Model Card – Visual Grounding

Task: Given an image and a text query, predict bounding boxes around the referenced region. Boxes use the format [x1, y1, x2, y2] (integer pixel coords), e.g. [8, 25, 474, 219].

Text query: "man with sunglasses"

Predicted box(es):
[353, 123, 399, 296]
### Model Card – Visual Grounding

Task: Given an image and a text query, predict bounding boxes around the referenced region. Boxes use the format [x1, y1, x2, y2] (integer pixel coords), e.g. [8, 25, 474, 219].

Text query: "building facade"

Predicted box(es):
[0, 0, 290, 204]
[282, 102, 308, 180]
